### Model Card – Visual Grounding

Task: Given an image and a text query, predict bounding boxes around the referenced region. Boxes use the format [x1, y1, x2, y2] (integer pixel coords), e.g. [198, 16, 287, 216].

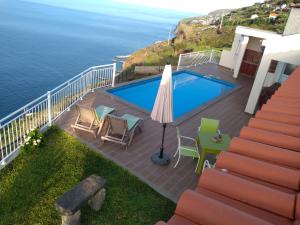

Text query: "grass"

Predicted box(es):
[122, 25, 234, 82]
[0, 127, 175, 225]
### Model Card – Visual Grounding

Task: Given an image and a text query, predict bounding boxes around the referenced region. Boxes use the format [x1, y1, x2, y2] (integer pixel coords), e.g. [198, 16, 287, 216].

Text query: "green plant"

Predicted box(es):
[22, 129, 44, 151]
[0, 127, 175, 225]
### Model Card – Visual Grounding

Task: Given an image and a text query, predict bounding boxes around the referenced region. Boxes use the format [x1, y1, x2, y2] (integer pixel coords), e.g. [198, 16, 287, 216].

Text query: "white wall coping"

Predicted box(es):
[235, 26, 281, 40]
[263, 33, 300, 46]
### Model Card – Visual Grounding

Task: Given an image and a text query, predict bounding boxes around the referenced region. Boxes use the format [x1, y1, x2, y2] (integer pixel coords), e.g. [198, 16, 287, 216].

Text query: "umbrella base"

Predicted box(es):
[151, 152, 170, 166]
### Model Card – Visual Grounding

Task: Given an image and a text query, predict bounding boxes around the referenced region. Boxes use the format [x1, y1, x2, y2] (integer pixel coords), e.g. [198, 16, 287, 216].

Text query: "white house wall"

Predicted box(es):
[235, 26, 280, 39]
[233, 36, 249, 78]
[246, 37, 263, 53]
[219, 26, 279, 72]
[263, 72, 276, 87]
[219, 33, 241, 69]
[274, 62, 286, 82]
[245, 33, 300, 114]
[283, 8, 300, 36]
[219, 49, 234, 68]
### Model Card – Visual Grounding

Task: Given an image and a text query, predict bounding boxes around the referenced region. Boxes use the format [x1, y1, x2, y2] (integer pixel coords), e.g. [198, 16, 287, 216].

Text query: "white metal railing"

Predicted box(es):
[177, 50, 222, 71]
[0, 63, 116, 168]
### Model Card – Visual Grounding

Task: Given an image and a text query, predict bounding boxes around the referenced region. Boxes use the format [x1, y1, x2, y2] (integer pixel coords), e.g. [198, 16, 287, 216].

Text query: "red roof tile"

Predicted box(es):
[155, 66, 300, 225]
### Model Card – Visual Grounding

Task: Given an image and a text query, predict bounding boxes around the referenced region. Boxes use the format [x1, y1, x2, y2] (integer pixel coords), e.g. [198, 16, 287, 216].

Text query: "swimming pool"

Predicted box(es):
[108, 70, 235, 120]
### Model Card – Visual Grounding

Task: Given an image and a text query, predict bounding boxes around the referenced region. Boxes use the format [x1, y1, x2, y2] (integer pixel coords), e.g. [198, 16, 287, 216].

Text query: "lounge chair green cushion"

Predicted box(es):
[122, 114, 141, 130]
[95, 105, 115, 121]
[179, 146, 199, 158]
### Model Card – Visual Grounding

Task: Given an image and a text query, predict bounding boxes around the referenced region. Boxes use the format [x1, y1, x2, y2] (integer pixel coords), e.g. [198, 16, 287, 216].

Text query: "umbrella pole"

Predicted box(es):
[159, 123, 167, 158]
[151, 123, 170, 166]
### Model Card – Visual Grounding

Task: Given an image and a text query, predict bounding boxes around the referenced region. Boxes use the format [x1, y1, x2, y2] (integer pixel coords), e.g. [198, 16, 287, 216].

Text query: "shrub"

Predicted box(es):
[21, 129, 44, 151]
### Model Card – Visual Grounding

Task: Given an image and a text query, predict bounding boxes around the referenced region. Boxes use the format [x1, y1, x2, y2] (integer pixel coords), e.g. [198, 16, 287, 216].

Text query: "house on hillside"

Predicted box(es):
[269, 12, 279, 20]
[281, 3, 287, 10]
[250, 14, 259, 20]
[219, 8, 300, 114]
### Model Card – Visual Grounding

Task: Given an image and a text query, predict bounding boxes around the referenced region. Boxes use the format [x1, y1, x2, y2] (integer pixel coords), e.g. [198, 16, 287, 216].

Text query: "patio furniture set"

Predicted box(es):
[71, 104, 143, 150]
[71, 103, 230, 174]
[175, 118, 231, 174]
[155, 67, 300, 225]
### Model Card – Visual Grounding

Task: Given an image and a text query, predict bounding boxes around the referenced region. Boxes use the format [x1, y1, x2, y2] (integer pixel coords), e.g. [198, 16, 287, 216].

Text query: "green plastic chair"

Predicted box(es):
[173, 127, 200, 173]
[202, 160, 215, 173]
[198, 118, 220, 135]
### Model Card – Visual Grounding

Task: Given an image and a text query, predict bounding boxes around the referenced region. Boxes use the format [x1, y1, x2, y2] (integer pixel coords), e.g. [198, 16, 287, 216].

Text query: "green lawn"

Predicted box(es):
[0, 127, 175, 225]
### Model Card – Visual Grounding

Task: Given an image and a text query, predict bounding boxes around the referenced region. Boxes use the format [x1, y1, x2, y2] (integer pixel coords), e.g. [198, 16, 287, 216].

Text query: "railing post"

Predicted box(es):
[90, 70, 94, 93]
[209, 49, 213, 63]
[112, 63, 117, 87]
[177, 54, 182, 71]
[47, 91, 52, 126]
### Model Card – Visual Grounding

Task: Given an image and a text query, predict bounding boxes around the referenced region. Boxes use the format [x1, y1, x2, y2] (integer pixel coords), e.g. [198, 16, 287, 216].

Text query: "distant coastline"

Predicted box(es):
[123, 1, 290, 75]
[0, 0, 189, 118]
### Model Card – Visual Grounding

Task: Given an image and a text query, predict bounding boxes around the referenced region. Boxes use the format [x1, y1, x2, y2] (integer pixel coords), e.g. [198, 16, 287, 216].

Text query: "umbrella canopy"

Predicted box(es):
[150, 64, 173, 166]
[151, 64, 174, 123]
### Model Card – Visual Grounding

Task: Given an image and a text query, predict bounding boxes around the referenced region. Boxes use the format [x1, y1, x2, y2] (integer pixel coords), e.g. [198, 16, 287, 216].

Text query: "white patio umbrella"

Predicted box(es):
[150, 64, 173, 165]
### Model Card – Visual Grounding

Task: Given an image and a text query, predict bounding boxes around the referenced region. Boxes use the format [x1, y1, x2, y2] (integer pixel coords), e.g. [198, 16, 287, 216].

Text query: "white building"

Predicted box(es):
[219, 8, 300, 114]
[250, 14, 259, 20]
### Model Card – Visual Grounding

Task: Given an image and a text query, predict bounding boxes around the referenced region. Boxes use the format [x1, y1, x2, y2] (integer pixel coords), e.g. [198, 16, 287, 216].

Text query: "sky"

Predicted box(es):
[113, 0, 264, 14]
[21, 0, 193, 23]
[22, 0, 264, 15]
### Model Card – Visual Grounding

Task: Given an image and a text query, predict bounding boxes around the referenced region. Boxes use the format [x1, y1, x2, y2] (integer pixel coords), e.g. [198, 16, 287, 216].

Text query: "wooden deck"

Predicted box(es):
[56, 63, 253, 202]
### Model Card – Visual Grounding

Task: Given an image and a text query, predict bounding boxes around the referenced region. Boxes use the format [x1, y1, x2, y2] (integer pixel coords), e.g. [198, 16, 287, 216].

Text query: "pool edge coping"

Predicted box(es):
[101, 70, 242, 126]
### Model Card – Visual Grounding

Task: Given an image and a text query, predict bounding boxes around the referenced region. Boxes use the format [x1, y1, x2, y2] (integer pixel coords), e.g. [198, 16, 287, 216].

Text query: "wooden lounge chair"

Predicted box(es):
[71, 104, 114, 137]
[95, 105, 115, 135]
[101, 114, 143, 149]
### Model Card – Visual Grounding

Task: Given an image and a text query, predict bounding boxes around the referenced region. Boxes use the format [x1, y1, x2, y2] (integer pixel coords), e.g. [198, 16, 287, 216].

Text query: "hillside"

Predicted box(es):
[121, 0, 296, 80]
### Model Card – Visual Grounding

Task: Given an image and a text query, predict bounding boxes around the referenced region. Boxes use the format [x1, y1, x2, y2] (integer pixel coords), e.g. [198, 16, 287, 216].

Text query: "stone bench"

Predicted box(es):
[55, 175, 106, 225]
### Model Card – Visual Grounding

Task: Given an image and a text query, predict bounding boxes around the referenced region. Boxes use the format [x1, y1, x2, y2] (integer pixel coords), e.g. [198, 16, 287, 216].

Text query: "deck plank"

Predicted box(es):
[56, 64, 253, 202]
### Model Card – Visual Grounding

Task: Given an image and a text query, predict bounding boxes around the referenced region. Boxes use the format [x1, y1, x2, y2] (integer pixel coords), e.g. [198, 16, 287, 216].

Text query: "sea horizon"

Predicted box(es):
[0, 0, 194, 119]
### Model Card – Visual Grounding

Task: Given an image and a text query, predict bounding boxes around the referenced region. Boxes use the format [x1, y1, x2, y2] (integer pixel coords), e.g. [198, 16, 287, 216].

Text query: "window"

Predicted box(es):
[284, 63, 297, 75]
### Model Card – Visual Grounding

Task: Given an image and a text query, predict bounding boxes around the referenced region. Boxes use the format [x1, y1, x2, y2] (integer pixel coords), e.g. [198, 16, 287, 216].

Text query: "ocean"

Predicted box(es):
[0, 0, 191, 119]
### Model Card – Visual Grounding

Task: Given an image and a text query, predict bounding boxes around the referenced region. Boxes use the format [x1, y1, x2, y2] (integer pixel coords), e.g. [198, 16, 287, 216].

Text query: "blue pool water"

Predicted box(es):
[108, 71, 235, 120]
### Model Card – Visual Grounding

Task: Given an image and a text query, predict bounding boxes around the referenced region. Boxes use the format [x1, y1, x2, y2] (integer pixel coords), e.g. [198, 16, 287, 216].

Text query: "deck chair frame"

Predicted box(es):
[101, 114, 142, 149]
[71, 105, 99, 137]
[94, 106, 115, 135]
[173, 127, 200, 173]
